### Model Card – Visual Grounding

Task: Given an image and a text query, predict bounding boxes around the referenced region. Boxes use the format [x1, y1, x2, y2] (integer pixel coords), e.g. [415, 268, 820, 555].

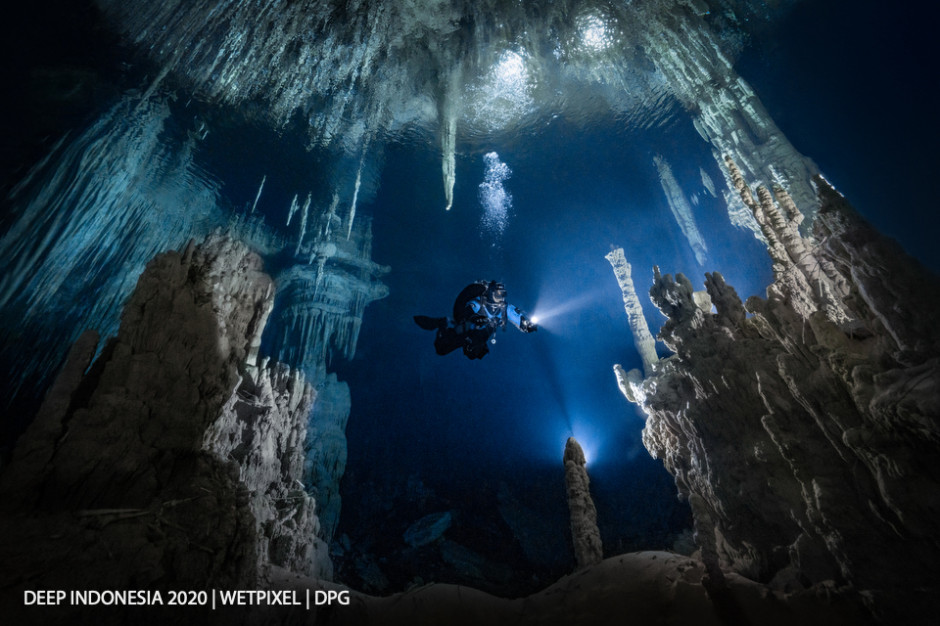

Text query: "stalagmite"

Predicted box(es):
[563, 437, 602, 571]
[250, 174, 266, 213]
[605, 247, 659, 377]
[1, 235, 327, 589]
[613, 363, 643, 404]
[653, 155, 708, 265]
[725, 156, 851, 324]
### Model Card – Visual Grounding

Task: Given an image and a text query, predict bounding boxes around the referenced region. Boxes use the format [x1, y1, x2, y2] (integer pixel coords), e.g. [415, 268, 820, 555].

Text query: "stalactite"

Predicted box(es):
[638, 5, 820, 238]
[250, 174, 266, 214]
[261, 244, 379, 549]
[93, 0, 800, 178]
[442, 112, 457, 212]
[0, 95, 223, 408]
[286, 193, 299, 226]
[347, 156, 364, 240]
[653, 155, 708, 265]
[295, 192, 310, 256]
[440, 68, 460, 211]
[325, 193, 338, 240]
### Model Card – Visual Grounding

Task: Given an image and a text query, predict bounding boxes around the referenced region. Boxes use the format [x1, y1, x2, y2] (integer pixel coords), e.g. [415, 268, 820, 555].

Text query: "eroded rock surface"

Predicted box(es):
[0, 234, 323, 624]
[631, 165, 940, 621]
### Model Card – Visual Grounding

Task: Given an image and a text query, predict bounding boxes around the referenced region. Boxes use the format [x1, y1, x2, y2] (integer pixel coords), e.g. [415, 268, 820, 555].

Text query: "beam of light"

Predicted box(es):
[528, 288, 605, 331]
[556, 418, 601, 466]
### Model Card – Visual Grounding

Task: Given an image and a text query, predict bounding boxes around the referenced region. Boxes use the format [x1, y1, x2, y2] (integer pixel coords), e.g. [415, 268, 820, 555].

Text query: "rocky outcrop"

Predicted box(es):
[0, 234, 326, 623]
[627, 165, 940, 621]
[302, 368, 353, 544]
[204, 359, 330, 580]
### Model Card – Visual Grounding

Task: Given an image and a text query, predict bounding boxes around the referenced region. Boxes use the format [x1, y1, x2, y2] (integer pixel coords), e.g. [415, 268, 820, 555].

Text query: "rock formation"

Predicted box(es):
[404, 511, 453, 548]
[621, 162, 940, 622]
[0, 234, 328, 623]
[0, 220, 866, 626]
[638, 3, 820, 237]
[0, 93, 389, 582]
[266, 205, 389, 549]
[563, 437, 603, 571]
[204, 358, 331, 580]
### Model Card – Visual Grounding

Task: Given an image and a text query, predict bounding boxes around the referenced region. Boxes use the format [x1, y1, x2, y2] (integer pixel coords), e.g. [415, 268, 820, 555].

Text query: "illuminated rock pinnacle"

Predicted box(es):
[563, 437, 603, 571]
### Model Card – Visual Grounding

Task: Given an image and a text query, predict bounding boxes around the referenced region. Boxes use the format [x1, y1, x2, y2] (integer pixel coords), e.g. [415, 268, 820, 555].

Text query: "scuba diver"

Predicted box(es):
[414, 280, 537, 360]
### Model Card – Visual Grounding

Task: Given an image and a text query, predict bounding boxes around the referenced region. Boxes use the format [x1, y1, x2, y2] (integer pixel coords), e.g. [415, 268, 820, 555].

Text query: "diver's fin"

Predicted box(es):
[414, 315, 446, 331]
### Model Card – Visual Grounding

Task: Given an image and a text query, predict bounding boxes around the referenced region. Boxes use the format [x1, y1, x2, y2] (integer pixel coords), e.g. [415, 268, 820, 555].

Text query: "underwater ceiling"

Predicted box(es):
[94, 0, 814, 228]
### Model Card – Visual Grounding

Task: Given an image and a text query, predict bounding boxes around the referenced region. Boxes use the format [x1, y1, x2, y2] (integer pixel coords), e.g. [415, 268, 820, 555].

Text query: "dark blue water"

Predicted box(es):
[333, 117, 767, 589]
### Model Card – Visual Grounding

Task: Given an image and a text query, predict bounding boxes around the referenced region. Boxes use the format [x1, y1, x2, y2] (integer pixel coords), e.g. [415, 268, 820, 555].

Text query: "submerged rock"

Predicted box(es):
[404, 511, 453, 548]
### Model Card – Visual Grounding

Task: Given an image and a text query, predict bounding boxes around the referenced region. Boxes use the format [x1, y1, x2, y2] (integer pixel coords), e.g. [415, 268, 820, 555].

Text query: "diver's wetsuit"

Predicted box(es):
[414, 280, 536, 359]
